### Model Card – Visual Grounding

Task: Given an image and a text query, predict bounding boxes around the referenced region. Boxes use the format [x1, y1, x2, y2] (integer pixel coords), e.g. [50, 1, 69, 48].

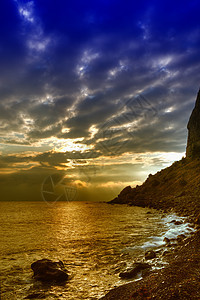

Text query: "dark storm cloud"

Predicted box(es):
[93, 89, 193, 154]
[0, 0, 200, 154]
[0, 150, 102, 169]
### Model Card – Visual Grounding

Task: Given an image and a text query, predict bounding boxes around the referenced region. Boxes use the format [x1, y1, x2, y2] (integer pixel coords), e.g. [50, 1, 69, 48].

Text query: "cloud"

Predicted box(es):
[0, 0, 200, 200]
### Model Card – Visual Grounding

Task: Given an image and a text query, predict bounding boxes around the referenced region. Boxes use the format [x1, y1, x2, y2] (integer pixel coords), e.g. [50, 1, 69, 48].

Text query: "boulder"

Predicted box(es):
[163, 237, 170, 244]
[170, 220, 183, 225]
[174, 220, 183, 225]
[119, 262, 151, 279]
[31, 259, 68, 283]
[145, 250, 156, 260]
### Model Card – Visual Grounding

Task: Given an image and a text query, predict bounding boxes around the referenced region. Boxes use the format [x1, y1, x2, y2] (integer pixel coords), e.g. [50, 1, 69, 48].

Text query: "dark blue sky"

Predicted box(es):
[0, 0, 200, 200]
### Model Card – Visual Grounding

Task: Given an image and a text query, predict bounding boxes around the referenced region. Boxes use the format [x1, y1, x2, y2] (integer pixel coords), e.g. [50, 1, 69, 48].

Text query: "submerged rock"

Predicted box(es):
[170, 220, 183, 225]
[31, 259, 68, 283]
[163, 237, 170, 244]
[145, 250, 156, 260]
[119, 262, 151, 279]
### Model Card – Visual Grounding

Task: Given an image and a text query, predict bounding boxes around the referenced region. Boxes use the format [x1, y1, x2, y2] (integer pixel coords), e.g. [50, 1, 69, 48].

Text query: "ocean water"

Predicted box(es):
[0, 201, 193, 300]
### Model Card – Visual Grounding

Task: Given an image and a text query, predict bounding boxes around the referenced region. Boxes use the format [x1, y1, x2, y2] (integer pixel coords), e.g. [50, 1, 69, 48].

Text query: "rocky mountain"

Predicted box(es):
[109, 90, 200, 220]
[186, 89, 200, 157]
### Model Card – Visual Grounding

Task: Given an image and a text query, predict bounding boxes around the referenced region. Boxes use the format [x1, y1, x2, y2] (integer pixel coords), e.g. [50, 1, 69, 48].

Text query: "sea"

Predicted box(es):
[0, 201, 194, 300]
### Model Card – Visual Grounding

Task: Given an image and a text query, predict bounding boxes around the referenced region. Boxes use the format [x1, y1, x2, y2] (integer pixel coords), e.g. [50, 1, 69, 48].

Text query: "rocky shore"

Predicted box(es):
[100, 228, 200, 300]
[100, 199, 200, 300]
[100, 90, 200, 299]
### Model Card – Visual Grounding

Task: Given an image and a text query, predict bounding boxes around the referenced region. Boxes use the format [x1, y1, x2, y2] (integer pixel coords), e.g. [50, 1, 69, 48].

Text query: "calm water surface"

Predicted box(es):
[0, 201, 168, 299]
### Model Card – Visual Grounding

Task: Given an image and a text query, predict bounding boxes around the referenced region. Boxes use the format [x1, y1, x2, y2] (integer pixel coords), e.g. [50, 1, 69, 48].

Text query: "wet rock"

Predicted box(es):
[119, 262, 151, 279]
[163, 237, 170, 244]
[31, 259, 68, 283]
[166, 238, 177, 247]
[170, 238, 178, 244]
[162, 250, 170, 256]
[145, 250, 156, 260]
[175, 221, 183, 225]
[170, 220, 183, 225]
[189, 223, 196, 228]
[155, 248, 163, 255]
[177, 234, 186, 243]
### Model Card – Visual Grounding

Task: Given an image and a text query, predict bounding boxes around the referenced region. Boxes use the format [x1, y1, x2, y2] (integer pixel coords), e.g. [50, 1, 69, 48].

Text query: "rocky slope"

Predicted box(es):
[110, 157, 200, 220]
[101, 90, 200, 299]
[100, 230, 200, 300]
[110, 89, 200, 221]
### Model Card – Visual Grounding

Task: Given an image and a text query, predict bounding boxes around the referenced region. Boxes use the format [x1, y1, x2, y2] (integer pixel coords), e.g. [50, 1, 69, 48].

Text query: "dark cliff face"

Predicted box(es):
[186, 89, 200, 158]
[110, 90, 200, 212]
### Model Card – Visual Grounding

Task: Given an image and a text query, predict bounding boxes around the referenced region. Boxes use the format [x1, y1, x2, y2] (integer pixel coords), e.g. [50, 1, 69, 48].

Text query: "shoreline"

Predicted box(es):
[100, 203, 200, 300]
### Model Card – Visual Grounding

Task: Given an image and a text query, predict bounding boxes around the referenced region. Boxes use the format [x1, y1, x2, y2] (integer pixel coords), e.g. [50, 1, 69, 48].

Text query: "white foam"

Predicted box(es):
[121, 213, 196, 282]
[141, 213, 195, 250]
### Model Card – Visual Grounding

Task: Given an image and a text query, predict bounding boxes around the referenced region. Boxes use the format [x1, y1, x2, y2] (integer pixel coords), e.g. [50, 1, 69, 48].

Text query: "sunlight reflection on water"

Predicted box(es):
[0, 201, 168, 299]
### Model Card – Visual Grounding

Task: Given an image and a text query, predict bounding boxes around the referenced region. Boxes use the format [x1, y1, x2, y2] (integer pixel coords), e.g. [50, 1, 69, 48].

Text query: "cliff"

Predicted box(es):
[109, 90, 200, 220]
[102, 90, 200, 300]
[186, 89, 200, 158]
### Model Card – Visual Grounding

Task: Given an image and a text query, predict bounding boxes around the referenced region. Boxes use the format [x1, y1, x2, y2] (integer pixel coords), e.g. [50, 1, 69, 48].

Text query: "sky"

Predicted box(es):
[0, 0, 200, 202]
